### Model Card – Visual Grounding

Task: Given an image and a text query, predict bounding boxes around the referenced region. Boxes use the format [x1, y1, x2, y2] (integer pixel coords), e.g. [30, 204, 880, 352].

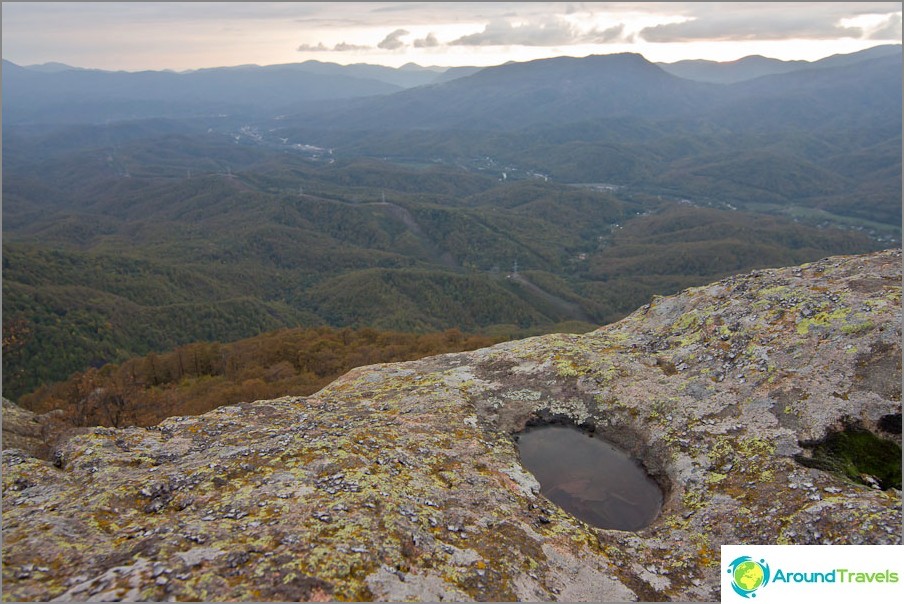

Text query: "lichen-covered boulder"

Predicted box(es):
[3, 250, 901, 602]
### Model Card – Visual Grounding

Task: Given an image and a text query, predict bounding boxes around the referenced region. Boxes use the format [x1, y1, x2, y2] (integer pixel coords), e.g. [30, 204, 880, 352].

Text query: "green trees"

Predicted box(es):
[3, 121, 892, 401]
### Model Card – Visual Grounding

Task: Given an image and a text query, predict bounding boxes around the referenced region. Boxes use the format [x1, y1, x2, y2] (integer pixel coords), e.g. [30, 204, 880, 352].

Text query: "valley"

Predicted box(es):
[2, 46, 900, 409]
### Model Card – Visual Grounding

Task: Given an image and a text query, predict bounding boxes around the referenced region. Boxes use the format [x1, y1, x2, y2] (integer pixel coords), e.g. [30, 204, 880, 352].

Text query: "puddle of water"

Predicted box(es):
[516, 424, 663, 531]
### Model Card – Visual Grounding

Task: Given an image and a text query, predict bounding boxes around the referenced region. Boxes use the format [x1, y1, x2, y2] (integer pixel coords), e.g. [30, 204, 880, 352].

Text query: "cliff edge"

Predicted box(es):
[3, 249, 901, 601]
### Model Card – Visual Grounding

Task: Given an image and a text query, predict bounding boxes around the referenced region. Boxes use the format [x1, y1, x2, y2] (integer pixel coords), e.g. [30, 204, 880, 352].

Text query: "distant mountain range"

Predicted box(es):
[3, 44, 899, 124]
[1, 58, 482, 123]
[656, 43, 901, 83]
[301, 53, 713, 131]
[1, 59, 401, 123]
[291, 46, 901, 132]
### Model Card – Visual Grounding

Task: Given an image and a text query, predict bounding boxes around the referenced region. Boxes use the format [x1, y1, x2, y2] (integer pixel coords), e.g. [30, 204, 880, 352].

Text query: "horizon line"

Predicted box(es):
[5, 42, 900, 74]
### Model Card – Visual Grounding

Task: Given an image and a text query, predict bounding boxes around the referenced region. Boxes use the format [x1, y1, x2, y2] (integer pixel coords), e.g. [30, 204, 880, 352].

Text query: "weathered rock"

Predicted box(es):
[1, 398, 75, 460]
[3, 250, 901, 601]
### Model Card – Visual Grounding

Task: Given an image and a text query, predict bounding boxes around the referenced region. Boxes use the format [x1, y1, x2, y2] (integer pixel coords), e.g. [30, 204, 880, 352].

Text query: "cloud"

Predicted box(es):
[297, 41, 371, 52]
[413, 32, 440, 48]
[377, 28, 409, 50]
[869, 13, 903, 39]
[585, 24, 627, 44]
[450, 18, 579, 46]
[296, 42, 330, 51]
[333, 42, 372, 51]
[371, 3, 433, 14]
[640, 12, 864, 43]
[450, 17, 629, 47]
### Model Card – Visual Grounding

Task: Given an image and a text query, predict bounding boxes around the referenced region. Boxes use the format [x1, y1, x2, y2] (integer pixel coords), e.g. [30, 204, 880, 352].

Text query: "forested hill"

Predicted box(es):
[657, 43, 901, 83]
[2, 46, 900, 401]
[17, 325, 503, 429]
[278, 48, 901, 131]
[275, 47, 901, 225]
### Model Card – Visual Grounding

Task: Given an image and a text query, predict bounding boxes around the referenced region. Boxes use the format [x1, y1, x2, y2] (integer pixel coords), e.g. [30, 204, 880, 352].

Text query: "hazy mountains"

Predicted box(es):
[280, 46, 900, 226]
[657, 43, 901, 83]
[3, 44, 900, 126]
[2, 45, 900, 398]
[289, 46, 901, 132]
[1, 59, 400, 123]
[300, 53, 712, 131]
[1, 58, 479, 124]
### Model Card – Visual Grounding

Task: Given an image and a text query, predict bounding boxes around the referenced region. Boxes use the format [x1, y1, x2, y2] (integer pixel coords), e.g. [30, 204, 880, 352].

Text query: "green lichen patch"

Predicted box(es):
[795, 307, 851, 336]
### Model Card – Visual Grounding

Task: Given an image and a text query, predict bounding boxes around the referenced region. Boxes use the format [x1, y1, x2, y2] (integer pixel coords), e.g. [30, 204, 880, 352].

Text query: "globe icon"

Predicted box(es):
[733, 560, 765, 592]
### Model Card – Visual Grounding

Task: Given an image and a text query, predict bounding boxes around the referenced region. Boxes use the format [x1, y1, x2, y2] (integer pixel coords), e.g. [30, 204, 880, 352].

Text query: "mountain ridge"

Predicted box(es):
[8, 43, 898, 82]
[288, 52, 715, 131]
[658, 43, 901, 83]
[298, 49, 900, 132]
[3, 45, 899, 126]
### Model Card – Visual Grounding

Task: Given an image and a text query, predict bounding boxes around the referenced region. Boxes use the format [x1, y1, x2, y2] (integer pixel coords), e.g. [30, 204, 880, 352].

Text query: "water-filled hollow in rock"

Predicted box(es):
[516, 424, 663, 531]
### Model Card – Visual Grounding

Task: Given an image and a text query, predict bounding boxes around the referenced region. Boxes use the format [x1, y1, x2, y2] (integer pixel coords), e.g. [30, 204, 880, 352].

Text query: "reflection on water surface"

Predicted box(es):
[517, 424, 662, 531]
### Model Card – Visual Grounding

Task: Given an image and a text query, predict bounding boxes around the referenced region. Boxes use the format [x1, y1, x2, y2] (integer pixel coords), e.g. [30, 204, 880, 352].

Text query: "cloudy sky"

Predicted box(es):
[2, 2, 901, 71]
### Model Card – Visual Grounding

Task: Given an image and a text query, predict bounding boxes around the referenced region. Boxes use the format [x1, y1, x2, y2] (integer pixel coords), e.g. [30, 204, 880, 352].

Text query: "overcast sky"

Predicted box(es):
[2, 2, 901, 71]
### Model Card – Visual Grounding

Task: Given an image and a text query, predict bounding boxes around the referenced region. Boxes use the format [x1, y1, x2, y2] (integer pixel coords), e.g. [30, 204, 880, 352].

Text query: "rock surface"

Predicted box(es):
[3, 249, 902, 602]
[1, 398, 74, 461]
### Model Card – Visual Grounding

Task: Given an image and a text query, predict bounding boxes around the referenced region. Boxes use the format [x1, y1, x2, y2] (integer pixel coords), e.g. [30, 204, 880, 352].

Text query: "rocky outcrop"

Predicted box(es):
[1, 399, 74, 461]
[2, 250, 901, 602]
